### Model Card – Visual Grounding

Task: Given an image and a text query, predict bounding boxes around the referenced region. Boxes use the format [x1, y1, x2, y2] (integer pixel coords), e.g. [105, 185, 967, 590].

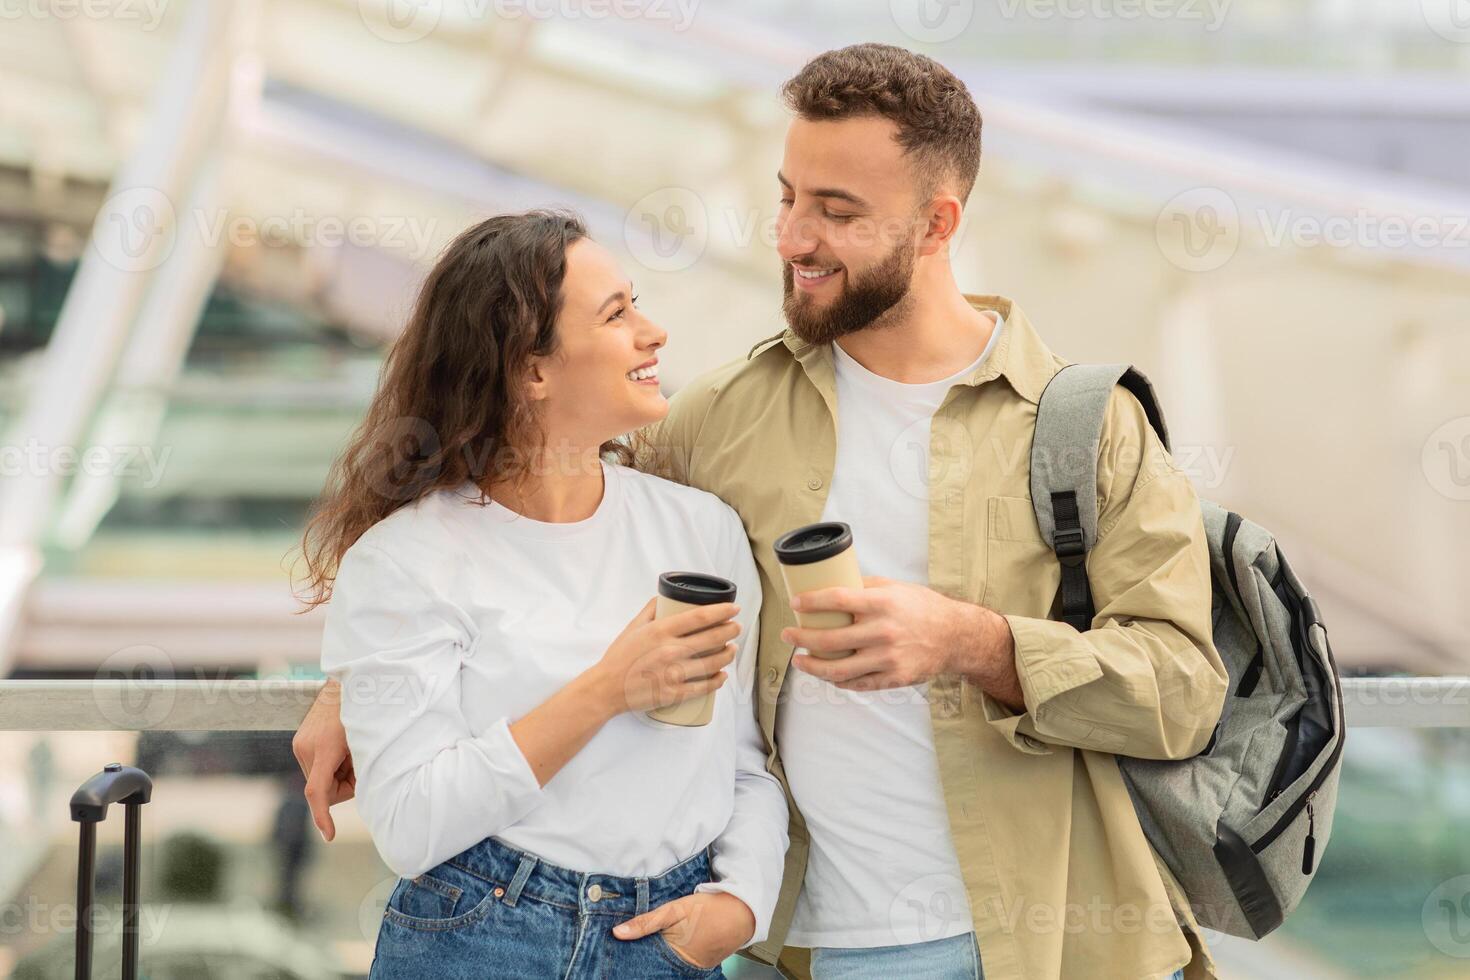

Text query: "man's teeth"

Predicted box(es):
[627, 366, 659, 381]
[795, 267, 838, 279]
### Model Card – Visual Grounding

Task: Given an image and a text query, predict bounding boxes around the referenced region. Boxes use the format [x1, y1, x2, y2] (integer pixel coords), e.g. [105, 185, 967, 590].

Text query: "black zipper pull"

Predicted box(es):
[1301, 794, 1317, 875]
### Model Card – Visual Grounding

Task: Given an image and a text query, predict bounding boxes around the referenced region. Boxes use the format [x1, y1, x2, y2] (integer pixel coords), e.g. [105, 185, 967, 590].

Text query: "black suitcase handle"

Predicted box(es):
[70, 763, 152, 980]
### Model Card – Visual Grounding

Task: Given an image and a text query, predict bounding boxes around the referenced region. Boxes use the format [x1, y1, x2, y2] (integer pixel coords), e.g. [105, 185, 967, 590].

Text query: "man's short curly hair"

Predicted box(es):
[781, 43, 982, 204]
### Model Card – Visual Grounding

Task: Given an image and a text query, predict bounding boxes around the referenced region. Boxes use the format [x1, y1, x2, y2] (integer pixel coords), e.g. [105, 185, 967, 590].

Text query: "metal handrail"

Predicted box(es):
[0, 677, 1466, 731]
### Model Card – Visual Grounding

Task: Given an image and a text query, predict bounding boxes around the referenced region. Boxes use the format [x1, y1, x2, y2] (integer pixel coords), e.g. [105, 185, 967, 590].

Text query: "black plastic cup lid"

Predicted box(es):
[773, 521, 853, 566]
[658, 572, 737, 605]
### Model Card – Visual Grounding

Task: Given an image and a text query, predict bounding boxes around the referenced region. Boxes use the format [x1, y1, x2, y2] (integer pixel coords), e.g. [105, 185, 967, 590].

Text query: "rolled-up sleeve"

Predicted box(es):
[979, 386, 1228, 760]
[693, 509, 790, 945]
[321, 541, 544, 877]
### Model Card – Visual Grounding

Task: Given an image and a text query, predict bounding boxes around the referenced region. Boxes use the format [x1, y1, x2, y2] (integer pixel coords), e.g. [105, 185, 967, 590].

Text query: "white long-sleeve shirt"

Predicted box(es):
[320, 460, 789, 942]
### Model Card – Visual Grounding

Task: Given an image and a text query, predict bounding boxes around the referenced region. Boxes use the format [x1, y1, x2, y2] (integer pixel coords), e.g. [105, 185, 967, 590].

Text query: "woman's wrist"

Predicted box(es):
[572, 664, 624, 724]
[712, 891, 756, 945]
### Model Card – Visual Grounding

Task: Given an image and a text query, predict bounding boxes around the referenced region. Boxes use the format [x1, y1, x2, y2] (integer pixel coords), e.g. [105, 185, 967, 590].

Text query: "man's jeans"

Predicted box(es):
[809, 933, 1188, 980]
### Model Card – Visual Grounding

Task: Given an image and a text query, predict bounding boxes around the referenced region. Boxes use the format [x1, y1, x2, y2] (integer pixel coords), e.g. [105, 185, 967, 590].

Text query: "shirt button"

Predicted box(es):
[587, 884, 603, 902]
[806, 477, 823, 491]
[763, 666, 779, 687]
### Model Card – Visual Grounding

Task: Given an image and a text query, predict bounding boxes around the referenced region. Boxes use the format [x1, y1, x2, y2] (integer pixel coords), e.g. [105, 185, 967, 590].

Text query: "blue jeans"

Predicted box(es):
[809, 933, 1187, 980]
[369, 836, 724, 978]
[811, 934, 982, 980]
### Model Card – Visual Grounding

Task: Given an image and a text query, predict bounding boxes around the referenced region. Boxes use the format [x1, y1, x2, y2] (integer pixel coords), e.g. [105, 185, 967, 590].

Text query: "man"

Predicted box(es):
[296, 44, 1227, 980]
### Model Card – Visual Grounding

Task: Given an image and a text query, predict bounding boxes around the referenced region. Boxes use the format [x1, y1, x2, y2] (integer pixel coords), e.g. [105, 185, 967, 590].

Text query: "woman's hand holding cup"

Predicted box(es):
[589, 595, 741, 719]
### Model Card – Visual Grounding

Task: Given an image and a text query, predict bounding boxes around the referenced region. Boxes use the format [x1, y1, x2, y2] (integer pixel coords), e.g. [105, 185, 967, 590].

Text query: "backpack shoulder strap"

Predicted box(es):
[1030, 363, 1171, 631]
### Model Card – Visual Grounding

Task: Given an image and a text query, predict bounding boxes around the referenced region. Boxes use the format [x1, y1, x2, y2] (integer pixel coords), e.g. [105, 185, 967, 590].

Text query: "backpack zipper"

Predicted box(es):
[1301, 793, 1317, 874]
[1258, 580, 1308, 802]
[1250, 714, 1343, 855]
[1249, 570, 1343, 859]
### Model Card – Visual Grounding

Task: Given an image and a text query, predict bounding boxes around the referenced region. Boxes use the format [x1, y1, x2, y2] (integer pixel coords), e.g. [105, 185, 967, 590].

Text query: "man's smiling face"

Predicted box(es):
[776, 114, 928, 346]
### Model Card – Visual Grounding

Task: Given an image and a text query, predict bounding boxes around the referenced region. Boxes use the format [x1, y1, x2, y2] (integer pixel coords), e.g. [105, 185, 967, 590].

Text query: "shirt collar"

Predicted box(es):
[776, 293, 1058, 406]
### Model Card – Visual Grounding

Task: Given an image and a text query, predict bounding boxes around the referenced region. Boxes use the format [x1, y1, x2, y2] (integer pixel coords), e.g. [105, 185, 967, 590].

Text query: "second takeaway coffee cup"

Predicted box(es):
[646, 572, 738, 728]
[774, 521, 863, 659]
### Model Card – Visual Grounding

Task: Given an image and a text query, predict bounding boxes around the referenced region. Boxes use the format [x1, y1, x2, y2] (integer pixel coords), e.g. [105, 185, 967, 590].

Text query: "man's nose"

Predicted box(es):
[777, 212, 819, 264]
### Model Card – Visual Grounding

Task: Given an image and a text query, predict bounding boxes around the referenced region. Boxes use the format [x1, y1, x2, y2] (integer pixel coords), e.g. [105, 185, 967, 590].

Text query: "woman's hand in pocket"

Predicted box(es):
[588, 597, 742, 716]
[612, 891, 756, 969]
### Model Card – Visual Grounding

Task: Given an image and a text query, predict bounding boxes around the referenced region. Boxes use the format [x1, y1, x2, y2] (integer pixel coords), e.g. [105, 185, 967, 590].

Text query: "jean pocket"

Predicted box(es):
[383, 867, 498, 932]
[652, 933, 723, 977]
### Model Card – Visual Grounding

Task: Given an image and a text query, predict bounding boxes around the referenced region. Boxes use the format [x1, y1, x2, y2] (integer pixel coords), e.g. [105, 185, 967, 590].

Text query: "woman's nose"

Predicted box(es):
[640, 319, 667, 351]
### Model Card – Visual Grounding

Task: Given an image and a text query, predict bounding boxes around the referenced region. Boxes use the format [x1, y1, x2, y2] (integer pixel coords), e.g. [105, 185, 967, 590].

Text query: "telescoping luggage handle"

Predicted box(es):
[70, 763, 152, 980]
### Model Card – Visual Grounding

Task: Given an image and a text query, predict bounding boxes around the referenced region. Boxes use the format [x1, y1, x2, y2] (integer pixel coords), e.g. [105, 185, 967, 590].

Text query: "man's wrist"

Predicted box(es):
[945, 599, 993, 679]
[949, 601, 1022, 706]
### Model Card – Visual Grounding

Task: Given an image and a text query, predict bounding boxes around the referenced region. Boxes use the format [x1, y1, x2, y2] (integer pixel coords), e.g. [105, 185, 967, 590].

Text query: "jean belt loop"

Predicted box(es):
[636, 878, 651, 915]
[503, 853, 537, 908]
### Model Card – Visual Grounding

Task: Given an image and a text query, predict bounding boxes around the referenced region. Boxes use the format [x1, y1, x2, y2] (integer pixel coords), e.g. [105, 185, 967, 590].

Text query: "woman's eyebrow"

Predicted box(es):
[596, 283, 634, 315]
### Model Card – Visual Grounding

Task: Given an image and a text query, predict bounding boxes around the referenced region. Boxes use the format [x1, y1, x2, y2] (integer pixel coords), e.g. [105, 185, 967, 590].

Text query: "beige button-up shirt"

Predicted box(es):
[643, 295, 1229, 980]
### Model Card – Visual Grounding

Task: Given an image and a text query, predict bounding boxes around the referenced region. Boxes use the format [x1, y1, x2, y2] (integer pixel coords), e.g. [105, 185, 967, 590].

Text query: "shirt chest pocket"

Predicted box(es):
[979, 495, 1063, 618]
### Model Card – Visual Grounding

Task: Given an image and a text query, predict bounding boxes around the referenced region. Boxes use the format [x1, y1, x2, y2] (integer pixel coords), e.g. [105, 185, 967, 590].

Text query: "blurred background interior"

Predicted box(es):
[1, 0, 1469, 976]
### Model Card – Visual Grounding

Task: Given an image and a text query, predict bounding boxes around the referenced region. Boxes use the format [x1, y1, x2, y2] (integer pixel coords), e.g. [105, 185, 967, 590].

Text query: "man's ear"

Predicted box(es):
[918, 194, 964, 257]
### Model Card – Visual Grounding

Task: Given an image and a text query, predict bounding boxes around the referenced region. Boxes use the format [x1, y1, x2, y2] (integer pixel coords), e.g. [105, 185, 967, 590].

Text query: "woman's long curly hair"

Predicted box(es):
[292, 210, 634, 609]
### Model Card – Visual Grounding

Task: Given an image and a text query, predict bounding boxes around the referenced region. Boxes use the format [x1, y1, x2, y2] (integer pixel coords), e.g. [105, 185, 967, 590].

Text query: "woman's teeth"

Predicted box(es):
[627, 366, 658, 382]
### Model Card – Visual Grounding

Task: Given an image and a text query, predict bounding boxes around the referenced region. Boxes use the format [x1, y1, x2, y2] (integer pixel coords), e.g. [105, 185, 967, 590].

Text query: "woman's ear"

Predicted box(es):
[525, 357, 550, 402]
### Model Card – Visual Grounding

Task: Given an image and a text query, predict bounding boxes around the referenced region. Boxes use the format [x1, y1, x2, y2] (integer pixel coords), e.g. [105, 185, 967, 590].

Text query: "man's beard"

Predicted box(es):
[782, 239, 916, 346]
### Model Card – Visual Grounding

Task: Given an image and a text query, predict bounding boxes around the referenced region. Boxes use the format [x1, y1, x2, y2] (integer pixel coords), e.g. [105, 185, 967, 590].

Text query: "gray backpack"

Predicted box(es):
[1029, 363, 1345, 940]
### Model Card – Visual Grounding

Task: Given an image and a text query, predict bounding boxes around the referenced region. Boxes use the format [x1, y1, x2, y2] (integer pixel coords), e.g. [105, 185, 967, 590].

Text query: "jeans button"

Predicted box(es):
[587, 884, 603, 902]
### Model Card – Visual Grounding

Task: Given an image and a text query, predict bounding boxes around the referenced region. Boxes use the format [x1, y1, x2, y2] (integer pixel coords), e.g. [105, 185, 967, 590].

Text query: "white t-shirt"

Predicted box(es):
[320, 461, 789, 943]
[777, 314, 1004, 949]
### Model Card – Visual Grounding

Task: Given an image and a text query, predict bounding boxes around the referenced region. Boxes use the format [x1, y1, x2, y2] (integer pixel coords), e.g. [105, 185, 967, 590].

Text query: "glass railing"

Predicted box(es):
[0, 678, 1466, 978]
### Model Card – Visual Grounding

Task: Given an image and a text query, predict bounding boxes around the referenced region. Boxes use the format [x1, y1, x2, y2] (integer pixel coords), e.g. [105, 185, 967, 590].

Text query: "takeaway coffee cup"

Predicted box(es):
[774, 521, 863, 659]
[645, 571, 738, 727]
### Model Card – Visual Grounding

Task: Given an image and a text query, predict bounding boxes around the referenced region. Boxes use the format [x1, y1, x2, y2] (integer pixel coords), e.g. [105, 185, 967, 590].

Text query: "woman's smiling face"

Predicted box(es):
[530, 237, 669, 448]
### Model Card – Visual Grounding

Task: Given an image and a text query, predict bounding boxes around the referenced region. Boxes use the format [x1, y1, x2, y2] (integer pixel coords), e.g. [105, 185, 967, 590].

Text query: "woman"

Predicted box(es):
[296, 211, 787, 977]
